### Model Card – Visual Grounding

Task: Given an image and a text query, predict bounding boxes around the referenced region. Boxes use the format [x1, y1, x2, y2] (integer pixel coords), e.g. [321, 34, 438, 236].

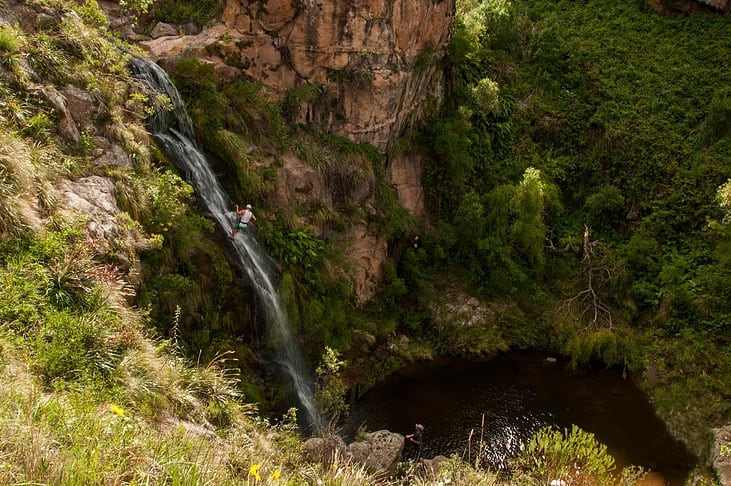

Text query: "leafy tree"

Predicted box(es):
[314, 346, 349, 425]
[509, 167, 560, 267]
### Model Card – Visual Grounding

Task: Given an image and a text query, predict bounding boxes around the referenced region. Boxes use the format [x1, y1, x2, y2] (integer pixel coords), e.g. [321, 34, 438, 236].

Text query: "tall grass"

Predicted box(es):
[0, 129, 48, 236]
[0, 229, 292, 485]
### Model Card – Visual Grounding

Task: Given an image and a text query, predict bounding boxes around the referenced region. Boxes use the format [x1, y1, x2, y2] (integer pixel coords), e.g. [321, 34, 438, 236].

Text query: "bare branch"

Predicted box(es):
[558, 226, 614, 331]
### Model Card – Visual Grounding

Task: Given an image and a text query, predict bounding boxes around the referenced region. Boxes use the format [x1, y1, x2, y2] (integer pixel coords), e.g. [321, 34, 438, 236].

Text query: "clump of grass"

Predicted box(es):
[298, 449, 383, 485]
[0, 24, 23, 57]
[403, 455, 499, 486]
[511, 425, 646, 486]
[0, 128, 47, 236]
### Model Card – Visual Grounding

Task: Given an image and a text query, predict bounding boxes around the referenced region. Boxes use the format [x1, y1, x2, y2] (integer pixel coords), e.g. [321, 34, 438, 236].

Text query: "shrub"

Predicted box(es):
[0, 24, 22, 56]
[151, 0, 224, 28]
[511, 424, 643, 486]
[583, 185, 625, 229]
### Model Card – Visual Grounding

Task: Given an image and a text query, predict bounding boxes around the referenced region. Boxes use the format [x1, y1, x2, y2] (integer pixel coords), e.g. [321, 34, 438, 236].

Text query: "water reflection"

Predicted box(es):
[344, 352, 695, 485]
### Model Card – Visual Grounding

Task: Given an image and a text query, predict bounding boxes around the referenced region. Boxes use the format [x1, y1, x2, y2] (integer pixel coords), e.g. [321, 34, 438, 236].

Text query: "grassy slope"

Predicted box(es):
[0, 2, 301, 483]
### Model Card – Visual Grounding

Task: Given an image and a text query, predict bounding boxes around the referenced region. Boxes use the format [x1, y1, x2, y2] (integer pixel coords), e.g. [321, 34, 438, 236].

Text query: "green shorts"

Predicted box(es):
[235, 222, 248, 230]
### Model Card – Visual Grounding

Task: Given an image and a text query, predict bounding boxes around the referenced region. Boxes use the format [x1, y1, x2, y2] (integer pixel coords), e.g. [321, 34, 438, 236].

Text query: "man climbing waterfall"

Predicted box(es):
[231, 203, 256, 238]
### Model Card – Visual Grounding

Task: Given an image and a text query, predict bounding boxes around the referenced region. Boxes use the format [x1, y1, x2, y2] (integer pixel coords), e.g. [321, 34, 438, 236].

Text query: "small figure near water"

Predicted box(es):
[405, 423, 425, 460]
[231, 203, 256, 238]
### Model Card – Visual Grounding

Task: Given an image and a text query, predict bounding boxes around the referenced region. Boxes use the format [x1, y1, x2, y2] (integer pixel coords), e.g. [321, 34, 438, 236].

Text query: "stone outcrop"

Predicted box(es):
[302, 430, 404, 475]
[347, 430, 404, 474]
[57, 176, 149, 273]
[138, 0, 454, 152]
[270, 151, 386, 301]
[389, 151, 427, 219]
[345, 225, 389, 301]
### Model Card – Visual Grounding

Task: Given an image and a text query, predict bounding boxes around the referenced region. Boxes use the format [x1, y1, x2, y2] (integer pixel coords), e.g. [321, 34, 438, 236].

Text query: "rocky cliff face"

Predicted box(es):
[140, 0, 453, 152]
[125, 0, 448, 300]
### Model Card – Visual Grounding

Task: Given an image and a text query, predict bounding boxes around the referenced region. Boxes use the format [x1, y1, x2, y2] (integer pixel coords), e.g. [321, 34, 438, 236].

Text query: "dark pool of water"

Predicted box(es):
[343, 352, 695, 485]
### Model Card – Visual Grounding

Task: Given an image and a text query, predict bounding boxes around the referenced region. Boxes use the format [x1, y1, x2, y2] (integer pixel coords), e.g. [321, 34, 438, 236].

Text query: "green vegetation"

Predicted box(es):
[511, 425, 645, 485]
[1, 0, 729, 483]
[149, 0, 224, 29]
[385, 0, 731, 461]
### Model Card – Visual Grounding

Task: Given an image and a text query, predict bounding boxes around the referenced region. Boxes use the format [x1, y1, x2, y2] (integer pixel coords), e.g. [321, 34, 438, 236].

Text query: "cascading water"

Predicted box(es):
[130, 57, 321, 432]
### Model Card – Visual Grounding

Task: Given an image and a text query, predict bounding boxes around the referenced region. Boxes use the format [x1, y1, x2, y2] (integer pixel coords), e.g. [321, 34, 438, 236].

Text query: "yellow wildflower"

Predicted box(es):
[248, 464, 262, 481]
[269, 469, 281, 481]
[109, 404, 125, 417]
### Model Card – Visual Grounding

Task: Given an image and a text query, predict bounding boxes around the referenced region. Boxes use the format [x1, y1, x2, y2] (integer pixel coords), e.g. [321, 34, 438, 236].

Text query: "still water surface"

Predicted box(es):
[344, 352, 695, 485]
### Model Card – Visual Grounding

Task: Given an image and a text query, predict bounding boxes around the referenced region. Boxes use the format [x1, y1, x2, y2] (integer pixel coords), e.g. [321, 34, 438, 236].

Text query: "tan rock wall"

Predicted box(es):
[389, 151, 427, 219]
[141, 0, 453, 151]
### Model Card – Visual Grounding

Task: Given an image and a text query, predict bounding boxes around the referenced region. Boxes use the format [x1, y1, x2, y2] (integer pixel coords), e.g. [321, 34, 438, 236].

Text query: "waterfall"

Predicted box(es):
[130, 57, 321, 432]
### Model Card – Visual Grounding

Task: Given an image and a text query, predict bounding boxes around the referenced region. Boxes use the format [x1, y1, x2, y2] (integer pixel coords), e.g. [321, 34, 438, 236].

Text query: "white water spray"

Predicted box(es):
[130, 57, 321, 431]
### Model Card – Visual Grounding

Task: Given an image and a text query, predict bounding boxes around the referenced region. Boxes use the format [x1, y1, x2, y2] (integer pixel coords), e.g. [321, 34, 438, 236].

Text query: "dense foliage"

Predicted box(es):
[395, 0, 731, 455]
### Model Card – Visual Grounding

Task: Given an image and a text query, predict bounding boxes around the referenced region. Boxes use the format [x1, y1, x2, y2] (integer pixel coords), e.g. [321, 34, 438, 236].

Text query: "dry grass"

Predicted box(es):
[0, 129, 49, 236]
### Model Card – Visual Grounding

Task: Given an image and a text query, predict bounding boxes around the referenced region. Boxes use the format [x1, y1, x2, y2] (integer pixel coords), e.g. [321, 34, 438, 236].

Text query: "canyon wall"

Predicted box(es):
[140, 0, 454, 152]
[131, 0, 451, 300]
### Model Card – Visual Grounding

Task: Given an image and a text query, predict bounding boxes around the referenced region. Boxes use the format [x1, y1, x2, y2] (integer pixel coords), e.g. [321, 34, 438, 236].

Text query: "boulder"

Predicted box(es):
[182, 23, 199, 35]
[347, 430, 404, 474]
[150, 22, 179, 39]
[301, 435, 348, 466]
